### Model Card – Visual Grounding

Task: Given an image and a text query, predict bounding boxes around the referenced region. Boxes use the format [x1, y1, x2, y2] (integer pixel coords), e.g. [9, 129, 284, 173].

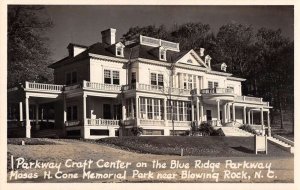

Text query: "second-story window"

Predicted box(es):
[104, 70, 120, 85]
[183, 74, 195, 89]
[208, 81, 219, 88]
[66, 71, 77, 85]
[113, 71, 120, 85]
[151, 73, 164, 86]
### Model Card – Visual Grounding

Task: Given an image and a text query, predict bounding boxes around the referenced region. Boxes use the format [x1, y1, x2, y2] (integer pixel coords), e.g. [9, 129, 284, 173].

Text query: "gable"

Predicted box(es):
[175, 50, 208, 68]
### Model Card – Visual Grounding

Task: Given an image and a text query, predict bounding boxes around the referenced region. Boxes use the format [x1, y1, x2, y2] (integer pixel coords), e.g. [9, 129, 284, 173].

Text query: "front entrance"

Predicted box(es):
[103, 104, 111, 119]
[206, 110, 212, 121]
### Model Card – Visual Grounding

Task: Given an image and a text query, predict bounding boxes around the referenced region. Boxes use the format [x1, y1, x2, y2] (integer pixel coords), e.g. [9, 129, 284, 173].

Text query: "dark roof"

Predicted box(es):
[49, 41, 205, 69]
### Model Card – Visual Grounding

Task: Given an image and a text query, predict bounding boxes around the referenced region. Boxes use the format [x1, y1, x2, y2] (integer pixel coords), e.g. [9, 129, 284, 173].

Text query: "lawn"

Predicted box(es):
[98, 136, 292, 157]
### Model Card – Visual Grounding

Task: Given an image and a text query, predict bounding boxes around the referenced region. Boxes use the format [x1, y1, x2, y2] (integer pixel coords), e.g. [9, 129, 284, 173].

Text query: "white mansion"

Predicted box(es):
[8, 28, 272, 139]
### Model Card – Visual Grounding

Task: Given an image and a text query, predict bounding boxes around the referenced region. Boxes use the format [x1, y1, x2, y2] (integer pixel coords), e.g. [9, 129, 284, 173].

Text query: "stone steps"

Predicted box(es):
[219, 127, 254, 137]
[268, 136, 294, 154]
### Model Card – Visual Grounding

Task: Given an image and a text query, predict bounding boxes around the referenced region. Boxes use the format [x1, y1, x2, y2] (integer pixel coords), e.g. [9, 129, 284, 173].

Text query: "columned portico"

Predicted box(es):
[243, 106, 246, 124]
[227, 103, 231, 122]
[223, 103, 227, 123]
[19, 101, 23, 121]
[232, 103, 236, 121]
[216, 99, 220, 122]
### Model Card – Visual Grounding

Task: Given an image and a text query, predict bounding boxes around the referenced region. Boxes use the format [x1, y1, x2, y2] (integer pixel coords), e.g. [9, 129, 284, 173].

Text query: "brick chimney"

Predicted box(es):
[101, 28, 116, 45]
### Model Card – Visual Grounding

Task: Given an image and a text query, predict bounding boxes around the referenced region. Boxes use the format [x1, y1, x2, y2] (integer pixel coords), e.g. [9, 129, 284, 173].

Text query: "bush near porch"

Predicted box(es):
[97, 136, 292, 157]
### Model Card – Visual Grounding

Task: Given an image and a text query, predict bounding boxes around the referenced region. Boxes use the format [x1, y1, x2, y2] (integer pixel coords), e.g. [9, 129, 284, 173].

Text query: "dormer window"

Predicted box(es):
[159, 48, 166, 61]
[221, 63, 227, 72]
[115, 42, 125, 57]
[116, 46, 123, 57]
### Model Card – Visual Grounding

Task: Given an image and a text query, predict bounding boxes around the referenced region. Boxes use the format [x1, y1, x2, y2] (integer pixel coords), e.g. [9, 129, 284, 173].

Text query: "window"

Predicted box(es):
[179, 102, 184, 121]
[104, 70, 120, 85]
[140, 98, 146, 119]
[126, 99, 132, 118]
[113, 71, 120, 85]
[116, 46, 123, 56]
[67, 106, 78, 121]
[208, 81, 213, 89]
[131, 72, 136, 84]
[66, 71, 77, 85]
[183, 74, 196, 89]
[214, 82, 219, 88]
[104, 70, 111, 84]
[153, 99, 160, 119]
[160, 49, 166, 60]
[208, 81, 219, 89]
[185, 102, 192, 121]
[167, 100, 172, 120]
[147, 99, 153, 119]
[151, 73, 157, 85]
[158, 74, 164, 86]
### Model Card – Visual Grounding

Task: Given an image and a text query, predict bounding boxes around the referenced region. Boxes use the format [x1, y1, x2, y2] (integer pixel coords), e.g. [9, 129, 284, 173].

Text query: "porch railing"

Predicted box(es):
[140, 119, 164, 126]
[83, 80, 122, 92]
[86, 119, 119, 126]
[235, 96, 266, 105]
[65, 120, 81, 127]
[122, 82, 191, 96]
[207, 120, 221, 126]
[200, 88, 234, 94]
[167, 121, 191, 127]
[25, 82, 64, 92]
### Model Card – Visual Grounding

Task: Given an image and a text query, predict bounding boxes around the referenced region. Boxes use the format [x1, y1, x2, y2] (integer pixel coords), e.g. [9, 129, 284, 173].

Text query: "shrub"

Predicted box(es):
[239, 124, 259, 135]
[131, 127, 143, 136]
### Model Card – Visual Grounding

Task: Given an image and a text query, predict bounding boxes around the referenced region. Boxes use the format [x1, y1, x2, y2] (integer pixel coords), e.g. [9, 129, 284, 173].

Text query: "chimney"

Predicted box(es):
[199, 48, 205, 57]
[101, 28, 116, 45]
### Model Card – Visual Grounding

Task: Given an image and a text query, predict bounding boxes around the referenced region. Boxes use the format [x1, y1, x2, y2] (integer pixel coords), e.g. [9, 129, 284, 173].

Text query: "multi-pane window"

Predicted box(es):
[140, 98, 146, 119]
[166, 100, 172, 120]
[151, 73, 157, 85]
[208, 81, 219, 88]
[104, 70, 120, 85]
[183, 74, 196, 89]
[153, 99, 160, 119]
[104, 70, 111, 84]
[214, 82, 219, 88]
[185, 102, 192, 121]
[160, 100, 164, 120]
[113, 71, 120, 85]
[147, 99, 153, 119]
[151, 73, 164, 86]
[208, 81, 213, 89]
[179, 101, 184, 121]
[172, 101, 178, 121]
[158, 74, 164, 86]
[66, 71, 77, 85]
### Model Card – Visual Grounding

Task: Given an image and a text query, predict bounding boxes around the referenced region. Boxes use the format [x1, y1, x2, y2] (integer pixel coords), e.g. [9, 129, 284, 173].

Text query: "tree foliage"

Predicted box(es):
[8, 5, 53, 88]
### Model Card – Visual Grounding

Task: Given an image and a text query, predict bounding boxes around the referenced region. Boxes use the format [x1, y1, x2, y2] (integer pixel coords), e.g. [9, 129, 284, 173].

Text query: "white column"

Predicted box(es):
[217, 100, 220, 121]
[196, 99, 200, 124]
[200, 103, 204, 122]
[191, 101, 195, 122]
[63, 96, 67, 123]
[267, 110, 271, 136]
[176, 101, 179, 121]
[261, 107, 265, 136]
[35, 104, 39, 130]
[25, 95, 31, 138]
[122, 99, 126, 120]
[145, 98, 148, 119]
[248, 110, 251, 125]
[136, 96, 140, 126]
[19, 101, 23, 121]
[83, 94, 87, 125]
[232, 103, 236, 121]
[243, 106, 247, 124]
[227, 103, 231, 122]
[223, 103, 227, 123]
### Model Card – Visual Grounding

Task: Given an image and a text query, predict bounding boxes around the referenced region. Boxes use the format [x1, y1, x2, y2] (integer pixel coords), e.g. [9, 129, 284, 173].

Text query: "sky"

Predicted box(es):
[44, 5, 294, 62]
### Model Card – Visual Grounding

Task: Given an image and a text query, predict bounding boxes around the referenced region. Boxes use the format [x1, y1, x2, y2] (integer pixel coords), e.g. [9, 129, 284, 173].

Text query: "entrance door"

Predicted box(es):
[103, 104, 111, 119]
[206, 110, 212, 121]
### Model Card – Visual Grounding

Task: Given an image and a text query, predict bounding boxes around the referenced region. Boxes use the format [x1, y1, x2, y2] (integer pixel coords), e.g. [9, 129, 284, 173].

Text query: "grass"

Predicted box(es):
[97, 136, 292, 157]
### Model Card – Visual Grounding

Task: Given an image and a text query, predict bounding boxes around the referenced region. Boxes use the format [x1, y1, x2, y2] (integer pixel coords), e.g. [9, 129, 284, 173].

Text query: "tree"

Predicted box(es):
[214, 23, 255, 76]
[8, 5, 53, 88]
[254, 28, 293, 129]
